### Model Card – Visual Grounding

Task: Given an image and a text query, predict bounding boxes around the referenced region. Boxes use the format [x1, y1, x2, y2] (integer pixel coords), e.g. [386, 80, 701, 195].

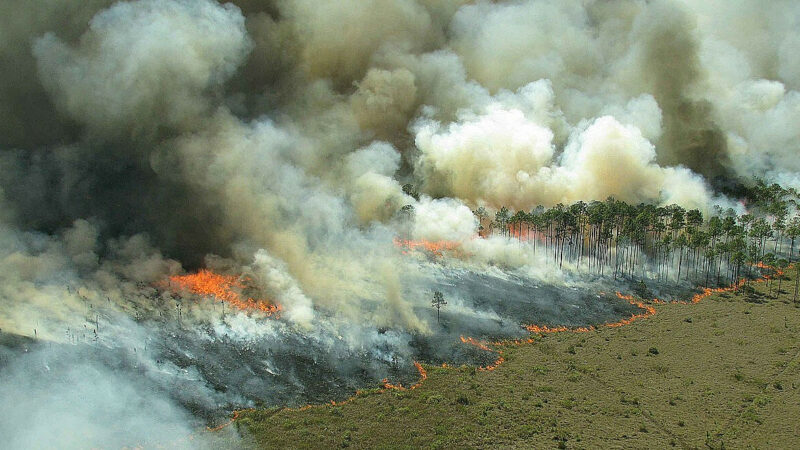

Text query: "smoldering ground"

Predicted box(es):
[1, 0, 799, 447]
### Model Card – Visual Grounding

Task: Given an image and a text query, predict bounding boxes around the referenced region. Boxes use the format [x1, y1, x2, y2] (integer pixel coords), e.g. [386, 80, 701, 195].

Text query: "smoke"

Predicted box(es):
[412, 197, 476, 242]
[249, 248, 314, 327]
[0, 346, 201, 449]
[344, 141, 411, 223]
[451, 0, 723, 177]
[1, 0, 798, 446]
[280, 0, 442, 87]
[351, 68, 419, 140]
[414, 90, 717, 211]
[33, 0, 252, 138]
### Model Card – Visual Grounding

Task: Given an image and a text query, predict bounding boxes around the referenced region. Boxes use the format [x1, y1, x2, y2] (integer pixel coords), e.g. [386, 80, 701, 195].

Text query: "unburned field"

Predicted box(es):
[237, 271, 800, 449]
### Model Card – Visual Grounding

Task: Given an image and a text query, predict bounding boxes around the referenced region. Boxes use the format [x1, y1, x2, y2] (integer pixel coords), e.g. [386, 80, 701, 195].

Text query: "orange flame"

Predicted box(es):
[393, 237, 460, 256]
[164, 269, 281, 316]
[206, 410, 245, 432]
[481, 353, 505, 371]
[524, 294, 655, 334]
[493, 338, 536, 346]
[213, 360, 430, 425]
[506, 224, 545, 243]
[523, 263, 784, 335]
[382, 361, 428, 390]
[460, 335, 491, 352]
[209, 263, 789, 434]
[458, 335, 507, 371]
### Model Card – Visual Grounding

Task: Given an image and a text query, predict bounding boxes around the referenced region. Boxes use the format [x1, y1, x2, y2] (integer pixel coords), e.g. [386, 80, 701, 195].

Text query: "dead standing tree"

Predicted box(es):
[432, 291, 447, 324]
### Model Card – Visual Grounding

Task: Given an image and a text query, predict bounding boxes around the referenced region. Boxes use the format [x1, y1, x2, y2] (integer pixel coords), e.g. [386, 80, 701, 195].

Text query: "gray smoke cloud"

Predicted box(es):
[33, 0, 252, 138]
[0, 347, 198, 449]
[1, 0, 798, 447]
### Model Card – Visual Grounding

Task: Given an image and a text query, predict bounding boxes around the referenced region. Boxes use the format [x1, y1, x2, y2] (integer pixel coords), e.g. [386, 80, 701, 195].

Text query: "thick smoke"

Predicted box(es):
[1, 0, 798, 447]
[0, 346, 200, 449]
[33, 0, 252, 138]
[413, 82, 718, 210]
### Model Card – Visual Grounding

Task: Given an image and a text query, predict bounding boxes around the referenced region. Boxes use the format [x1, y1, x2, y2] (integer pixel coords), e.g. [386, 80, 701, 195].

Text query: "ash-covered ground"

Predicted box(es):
[0, 262, 646, 432]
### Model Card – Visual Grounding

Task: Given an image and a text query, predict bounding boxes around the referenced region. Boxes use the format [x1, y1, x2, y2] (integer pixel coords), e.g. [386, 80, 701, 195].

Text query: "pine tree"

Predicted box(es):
[431, 291, 447, 324]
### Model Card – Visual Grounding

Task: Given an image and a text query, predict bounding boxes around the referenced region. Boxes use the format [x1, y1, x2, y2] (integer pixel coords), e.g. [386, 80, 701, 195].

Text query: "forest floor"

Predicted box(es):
[237, 270, 800, 449]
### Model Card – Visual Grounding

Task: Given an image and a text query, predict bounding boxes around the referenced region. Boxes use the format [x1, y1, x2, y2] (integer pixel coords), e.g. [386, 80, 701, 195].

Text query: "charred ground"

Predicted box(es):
[238, 268, 800, 449]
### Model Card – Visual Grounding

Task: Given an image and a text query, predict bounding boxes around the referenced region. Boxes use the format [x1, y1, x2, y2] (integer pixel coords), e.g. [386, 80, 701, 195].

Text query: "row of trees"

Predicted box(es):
[473, 181, 800, 289]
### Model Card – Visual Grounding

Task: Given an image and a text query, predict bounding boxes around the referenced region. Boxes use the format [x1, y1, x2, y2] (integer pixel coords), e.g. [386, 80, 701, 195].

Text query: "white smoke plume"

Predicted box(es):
[33, 0, 252, 137]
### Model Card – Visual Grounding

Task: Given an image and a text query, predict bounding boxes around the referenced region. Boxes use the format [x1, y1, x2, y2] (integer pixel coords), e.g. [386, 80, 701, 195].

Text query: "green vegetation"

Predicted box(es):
[236, 182, 800, 447]
[476, 180, 800, 288]
[238, 269, 800, 448]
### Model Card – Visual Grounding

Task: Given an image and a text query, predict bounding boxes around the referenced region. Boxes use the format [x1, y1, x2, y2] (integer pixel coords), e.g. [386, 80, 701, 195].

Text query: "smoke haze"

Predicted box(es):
[1, 0, 798, 447]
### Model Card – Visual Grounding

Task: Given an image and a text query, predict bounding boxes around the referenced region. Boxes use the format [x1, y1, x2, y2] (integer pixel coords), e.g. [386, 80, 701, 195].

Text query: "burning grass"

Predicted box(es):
[237, 266, 800, 448]
[163, 269, 281, 316]
[393, 237, 462, 256]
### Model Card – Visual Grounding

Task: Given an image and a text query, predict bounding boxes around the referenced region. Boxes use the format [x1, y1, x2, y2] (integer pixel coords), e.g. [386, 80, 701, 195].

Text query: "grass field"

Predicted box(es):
[237, 270, 800, 449]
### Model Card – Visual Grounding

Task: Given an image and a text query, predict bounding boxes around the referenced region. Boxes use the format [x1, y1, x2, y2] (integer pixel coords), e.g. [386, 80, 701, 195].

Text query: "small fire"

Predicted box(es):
[414, 361, 428, 383]
[208, 262, 789, 434]
[210, 361, 429, 426]
[494, 338, 536, 346]
[525, 324, 596, 333]
[685, 280, 743, 304]
[524, 294, 655, 334]
[382, 361, 428, 390]
[164, 269, 281, 316]
[607, 293, 656, 327]
[523, 263, 785, 336]
[459, 335, 506, 371]
[526, 324, 574, 333]
[680, 263, 782, 304]
[393, 237, 460, 256]
[754, 261, 784, 276]
[206, 410, 246, 432]
[506, 224, 545, 243]
[481, 353, 505, 371]
[460, 335, 491, 352]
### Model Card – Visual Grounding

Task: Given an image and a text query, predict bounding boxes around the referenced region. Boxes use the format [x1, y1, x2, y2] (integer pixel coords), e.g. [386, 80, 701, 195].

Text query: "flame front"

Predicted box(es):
[459, 336, 506, 371]
[393, 237, 461, 256]
[212, 264, 789, 433]
[506, 224, 545, 243]
[524, 293, 656, 334]
[460, 335, 491, 352]
[382, 361, 428, 390]
[165, 269, 281, 316]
